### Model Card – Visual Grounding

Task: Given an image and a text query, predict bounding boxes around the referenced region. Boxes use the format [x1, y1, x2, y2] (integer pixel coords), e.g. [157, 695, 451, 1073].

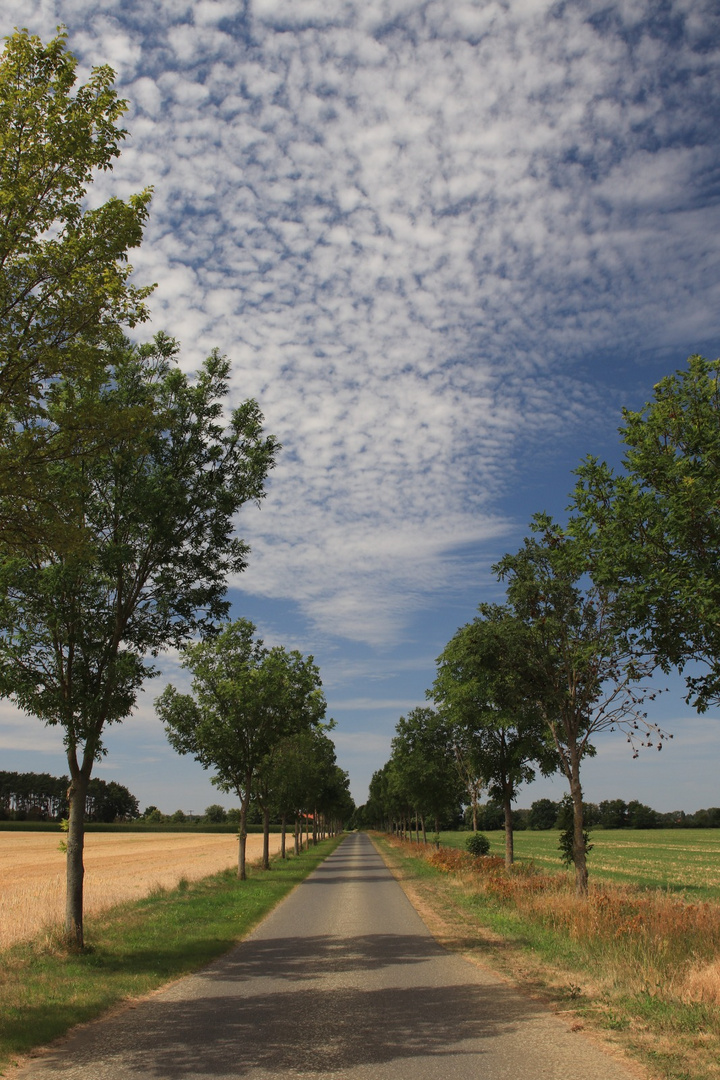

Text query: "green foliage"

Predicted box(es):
[556, 796, 592, 868]
[529, 798, 559, 830]
[0, 29, 154, 545]
[465, 831, 491, 856]
[203, 804, 228, 824]
[0, 770, 138, 821]
[157, 618, 326, 876]
[573, 354, 720, 712]
[432, 606, 558, 863]
[494, 515, 665, 893]
[388, 707, 464, 829]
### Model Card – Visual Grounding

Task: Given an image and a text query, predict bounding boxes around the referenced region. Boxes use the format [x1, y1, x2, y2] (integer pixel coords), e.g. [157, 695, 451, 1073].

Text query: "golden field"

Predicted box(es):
[0, 831, 283, 949]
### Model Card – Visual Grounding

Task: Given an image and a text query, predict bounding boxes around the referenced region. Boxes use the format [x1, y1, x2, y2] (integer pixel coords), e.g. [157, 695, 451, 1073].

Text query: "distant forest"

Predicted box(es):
[0, 772, 139, 823]
[469, 797, 720, 831]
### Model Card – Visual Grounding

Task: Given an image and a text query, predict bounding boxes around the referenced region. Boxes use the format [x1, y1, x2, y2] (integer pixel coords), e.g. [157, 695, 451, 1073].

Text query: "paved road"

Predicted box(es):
[17, 833, 639, 1079]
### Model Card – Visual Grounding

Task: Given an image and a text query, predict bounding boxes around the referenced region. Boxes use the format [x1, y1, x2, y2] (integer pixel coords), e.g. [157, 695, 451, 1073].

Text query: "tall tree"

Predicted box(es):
[157, 618, 326, 880]
[0, 336, 277, 946]
[432, 607, 557, 867]
[0, 30, 154, 546]
[573, 354, 720, 713]
[495, 515, 666, 895]
[390, 707, 464, 839]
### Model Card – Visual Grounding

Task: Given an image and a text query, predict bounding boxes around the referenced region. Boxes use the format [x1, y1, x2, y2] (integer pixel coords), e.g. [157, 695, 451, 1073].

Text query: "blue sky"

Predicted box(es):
[1, 0, 719, 815]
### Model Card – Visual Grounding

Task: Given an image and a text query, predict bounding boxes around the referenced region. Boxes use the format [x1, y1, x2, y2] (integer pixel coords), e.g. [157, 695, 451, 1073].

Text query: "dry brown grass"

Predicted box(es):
[422, 843, 720, 1005]
[0, 831, 283, 949]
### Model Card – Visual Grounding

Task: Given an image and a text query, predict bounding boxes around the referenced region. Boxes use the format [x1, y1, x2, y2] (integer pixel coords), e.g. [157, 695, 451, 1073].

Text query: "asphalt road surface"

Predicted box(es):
[16, 833, 640, 1080]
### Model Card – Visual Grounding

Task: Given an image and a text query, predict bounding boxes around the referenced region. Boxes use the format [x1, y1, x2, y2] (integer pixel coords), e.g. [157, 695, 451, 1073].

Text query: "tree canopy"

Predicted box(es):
[157, 617, 326, 880]
[432, 606, 557, 866]
[494, 514, 666, 894]
[0, 336, 278, 944]
[0, 29, 154, 547]
[573, 354, 720, 712]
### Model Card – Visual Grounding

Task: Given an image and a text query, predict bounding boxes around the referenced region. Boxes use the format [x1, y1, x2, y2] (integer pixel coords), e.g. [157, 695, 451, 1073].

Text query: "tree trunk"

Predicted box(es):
[294, 816, 300, 855]
[65, 771, 90, 948]
[281, 813, 287, 859]
[262, 805, 270, 870]
[421, 814, 427, 845]
[237, 784, 252, 880]
[569, 746, 589, 897]
[502, 791, 514, 868]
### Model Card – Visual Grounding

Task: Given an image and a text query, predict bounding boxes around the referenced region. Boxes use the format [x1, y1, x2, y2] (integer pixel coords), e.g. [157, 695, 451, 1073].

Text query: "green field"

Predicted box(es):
[433, 829, 720, 898]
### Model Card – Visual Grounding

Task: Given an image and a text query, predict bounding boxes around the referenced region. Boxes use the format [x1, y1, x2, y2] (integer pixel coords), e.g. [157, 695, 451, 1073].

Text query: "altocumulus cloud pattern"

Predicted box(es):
[3, 0, 719, 647]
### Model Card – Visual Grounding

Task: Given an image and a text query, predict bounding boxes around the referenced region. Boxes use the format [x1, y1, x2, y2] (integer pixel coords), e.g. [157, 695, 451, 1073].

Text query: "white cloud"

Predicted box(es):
[1, 0, 718, 654]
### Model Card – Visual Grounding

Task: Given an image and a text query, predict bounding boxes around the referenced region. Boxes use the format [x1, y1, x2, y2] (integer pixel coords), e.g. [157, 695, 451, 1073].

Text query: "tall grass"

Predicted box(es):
[424, 844, 720, 1007]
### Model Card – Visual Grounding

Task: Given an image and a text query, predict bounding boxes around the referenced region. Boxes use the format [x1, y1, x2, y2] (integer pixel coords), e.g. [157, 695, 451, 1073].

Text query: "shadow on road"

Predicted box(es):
[34, 978, 540, 1077]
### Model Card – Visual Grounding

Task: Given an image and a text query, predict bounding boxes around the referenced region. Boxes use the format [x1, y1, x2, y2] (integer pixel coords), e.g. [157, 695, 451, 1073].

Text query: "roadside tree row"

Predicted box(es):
[364, 353, 720, 897]
[157, 617, 353, 879]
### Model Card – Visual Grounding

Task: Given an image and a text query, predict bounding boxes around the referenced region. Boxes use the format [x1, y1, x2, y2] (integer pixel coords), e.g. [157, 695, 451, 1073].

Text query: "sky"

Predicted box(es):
[1, 0, 719, 816]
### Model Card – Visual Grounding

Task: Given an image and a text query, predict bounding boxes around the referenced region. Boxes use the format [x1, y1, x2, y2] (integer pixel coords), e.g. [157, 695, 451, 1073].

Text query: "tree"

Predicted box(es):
[573, 354, 720, 713]
[390, 707, 464, 841]
[262, 727, 348, 858]
[0, 336, 277, 946]
[432, 607, 557, 867]
[529, 798, 559, 830]
[157, 618, 326, 881]
[495, 515, 666, 895]
[86, 778, 139, 822]
[0, 29, 154, 546]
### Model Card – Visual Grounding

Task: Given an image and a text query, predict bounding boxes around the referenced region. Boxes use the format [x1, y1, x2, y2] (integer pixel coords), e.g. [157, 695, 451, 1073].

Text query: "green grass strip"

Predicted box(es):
[0, 836, 344, 1074]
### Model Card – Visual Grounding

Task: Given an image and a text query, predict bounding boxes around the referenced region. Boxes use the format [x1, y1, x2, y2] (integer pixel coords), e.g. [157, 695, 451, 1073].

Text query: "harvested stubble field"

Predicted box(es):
[0, 831, 283, 949]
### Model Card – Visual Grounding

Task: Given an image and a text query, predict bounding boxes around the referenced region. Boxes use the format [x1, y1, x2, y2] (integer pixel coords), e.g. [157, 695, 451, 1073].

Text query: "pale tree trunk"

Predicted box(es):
[65, 770, 90, 948]
[502, 793, 514, 868]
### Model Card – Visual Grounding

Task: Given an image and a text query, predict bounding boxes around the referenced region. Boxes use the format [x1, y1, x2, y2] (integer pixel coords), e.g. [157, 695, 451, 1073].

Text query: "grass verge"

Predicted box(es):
[0, 836, 343, 1076]
[373, 834, 720, 1080]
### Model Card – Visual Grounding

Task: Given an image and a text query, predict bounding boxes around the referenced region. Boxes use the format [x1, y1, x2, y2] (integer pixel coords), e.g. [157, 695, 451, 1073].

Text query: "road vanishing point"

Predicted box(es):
[16, 833, 640, 1079]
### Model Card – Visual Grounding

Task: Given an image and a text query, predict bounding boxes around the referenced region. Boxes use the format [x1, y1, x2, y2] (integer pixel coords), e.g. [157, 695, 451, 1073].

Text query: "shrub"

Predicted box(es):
[466, 832, 491, 856]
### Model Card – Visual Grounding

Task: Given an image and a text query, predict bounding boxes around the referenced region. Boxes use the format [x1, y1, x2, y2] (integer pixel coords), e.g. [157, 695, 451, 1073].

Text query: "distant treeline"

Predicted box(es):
[471, 798, 720, 831]
[0, 774, 316, 828]
[0, 771, 140, 822]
